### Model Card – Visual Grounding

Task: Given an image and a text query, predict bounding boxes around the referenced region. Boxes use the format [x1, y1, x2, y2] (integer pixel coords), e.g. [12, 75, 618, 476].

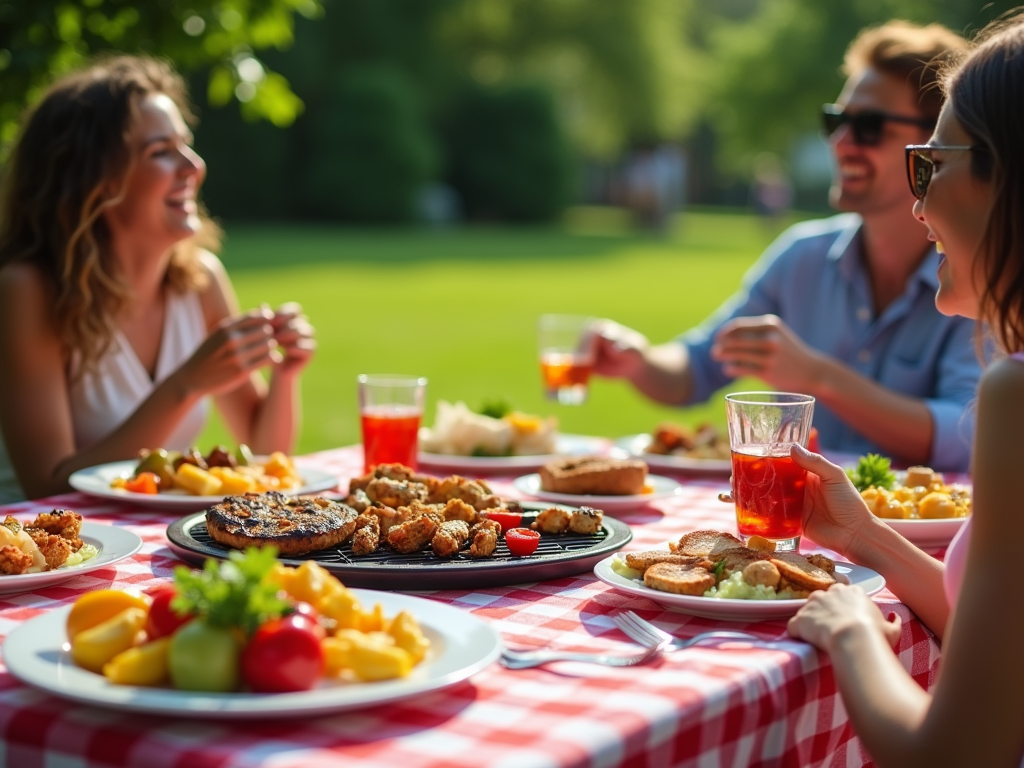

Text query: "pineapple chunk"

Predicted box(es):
[208, 466, 258, 495]
[174, 464, 223, 496]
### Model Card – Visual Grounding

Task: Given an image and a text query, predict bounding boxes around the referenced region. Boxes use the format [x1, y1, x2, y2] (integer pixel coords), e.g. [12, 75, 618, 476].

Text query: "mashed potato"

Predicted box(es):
[610, 554, 643, 580]
[703, 571, 798, 600]
[63, 543, 98, 568]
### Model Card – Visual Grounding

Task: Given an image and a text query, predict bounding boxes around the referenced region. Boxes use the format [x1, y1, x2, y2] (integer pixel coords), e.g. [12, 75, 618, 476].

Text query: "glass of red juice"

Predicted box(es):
[725, 392, 815, 552]
[357, 375, 427, 473]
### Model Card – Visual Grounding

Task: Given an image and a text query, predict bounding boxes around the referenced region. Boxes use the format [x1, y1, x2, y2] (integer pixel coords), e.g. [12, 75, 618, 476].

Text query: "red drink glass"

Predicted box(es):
[538, 314, 595, 405]
[357, 375, 427, 473]
[725, 392, 815, 552]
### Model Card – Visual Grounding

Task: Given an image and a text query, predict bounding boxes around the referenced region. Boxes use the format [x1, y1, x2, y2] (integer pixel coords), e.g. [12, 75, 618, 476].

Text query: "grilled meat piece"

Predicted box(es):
[28, 509, 83, 551]
[531, 507, 571, 534]
[206, 492, 358, 556]
[0, 545, 34, 575]
[25, 530, 73, 570]
[624, 551, 712, 574]
[431, 520, 470, 557]
[468, 519, 501, 558]
[643, 562, 716, 596]
[568, 506, 604, 534]
[351, 513, 381, 556]
[427, 476, 502, 511]
[386, 514, 442, 554]
[365, 477, 429, 508]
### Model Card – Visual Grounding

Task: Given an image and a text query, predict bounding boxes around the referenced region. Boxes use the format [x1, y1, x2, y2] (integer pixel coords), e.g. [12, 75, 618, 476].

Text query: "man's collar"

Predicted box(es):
[828, 214, 941, 288]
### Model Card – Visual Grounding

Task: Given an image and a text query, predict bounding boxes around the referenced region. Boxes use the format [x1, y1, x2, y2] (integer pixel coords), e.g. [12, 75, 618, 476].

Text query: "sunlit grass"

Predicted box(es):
[198, 208, 805, 453]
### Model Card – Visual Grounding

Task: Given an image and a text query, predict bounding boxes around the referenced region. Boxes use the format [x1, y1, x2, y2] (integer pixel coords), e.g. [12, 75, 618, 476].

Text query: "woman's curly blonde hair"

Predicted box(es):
[0, 54, 219, 377]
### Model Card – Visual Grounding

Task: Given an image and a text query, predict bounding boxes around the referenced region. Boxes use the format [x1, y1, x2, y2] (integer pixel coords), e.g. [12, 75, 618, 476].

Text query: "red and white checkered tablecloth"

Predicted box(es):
[0, 446, 943, 768]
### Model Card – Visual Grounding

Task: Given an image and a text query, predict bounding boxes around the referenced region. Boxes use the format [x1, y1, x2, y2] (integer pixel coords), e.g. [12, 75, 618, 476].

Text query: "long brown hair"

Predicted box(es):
[944, 16, 1024, 353]
[0, 54, 219, 375]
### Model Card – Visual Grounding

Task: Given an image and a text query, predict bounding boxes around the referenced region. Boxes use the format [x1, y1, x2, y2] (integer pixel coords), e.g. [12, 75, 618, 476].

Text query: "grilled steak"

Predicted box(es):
[205, 492, 359, 556]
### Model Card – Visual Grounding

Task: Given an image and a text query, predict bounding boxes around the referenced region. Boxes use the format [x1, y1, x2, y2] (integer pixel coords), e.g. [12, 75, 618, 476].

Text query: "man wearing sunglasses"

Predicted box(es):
[592, 21, 982, 471]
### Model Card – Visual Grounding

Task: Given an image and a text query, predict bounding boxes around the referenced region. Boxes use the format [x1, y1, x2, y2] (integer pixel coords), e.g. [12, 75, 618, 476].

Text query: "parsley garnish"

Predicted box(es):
[712, 559, 727, 581]
[172, 547, 289, 636]
[846, 453, 897, 492]
[477, 399, 512, 419]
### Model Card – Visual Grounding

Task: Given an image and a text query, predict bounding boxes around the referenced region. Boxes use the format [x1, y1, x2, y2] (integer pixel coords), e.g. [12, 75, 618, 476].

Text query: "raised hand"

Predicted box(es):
[712, 314, 826, 391]
[790, 444, 875, 558]
[788, 582, 903, 651]
[175, 309, 279, 398]
[589, 319, 651, 379]
[268, 302, 316, 377]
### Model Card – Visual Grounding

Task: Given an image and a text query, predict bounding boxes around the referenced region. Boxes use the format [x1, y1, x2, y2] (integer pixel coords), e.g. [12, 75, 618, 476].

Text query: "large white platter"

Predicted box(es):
[3, 590, 501, 719]
[593, 555, 886, 622]
[418, 434, 607, 473]
[512, 473, 683, 512]
[612, 434, 733, 475]
[69, 460, 340, 511]
[0, 522, 143, 595]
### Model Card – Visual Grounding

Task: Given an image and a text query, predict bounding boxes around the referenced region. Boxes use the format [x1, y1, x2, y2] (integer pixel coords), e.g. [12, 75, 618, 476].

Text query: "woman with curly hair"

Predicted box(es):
[786, 14, 1024, 767]
[0, 55, 315, 502]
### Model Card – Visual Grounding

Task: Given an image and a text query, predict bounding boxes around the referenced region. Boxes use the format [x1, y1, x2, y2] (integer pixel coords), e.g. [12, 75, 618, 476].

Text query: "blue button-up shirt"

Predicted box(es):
[681, 213, 982, 471]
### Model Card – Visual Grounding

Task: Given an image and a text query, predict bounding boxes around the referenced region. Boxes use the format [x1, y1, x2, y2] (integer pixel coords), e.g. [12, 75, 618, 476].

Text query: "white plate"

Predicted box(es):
[418, 434, 607, 472]
[0, 522, 143, 595]
[512, 473, 683, 511]
[881, 516, 967, 548]
[69, 460, 340, 512]
[3, 590, 501, 719]
[612, 434, 732, 475]
[594, 555, 885, 621]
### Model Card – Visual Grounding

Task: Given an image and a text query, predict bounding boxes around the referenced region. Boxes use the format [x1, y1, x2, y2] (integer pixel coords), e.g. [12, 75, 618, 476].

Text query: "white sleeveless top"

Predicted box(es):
[0, 290, 210, 503]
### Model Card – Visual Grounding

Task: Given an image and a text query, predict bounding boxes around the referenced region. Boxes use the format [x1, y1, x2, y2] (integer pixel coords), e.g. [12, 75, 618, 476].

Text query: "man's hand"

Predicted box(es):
[711, 314, 826, 392]
[589, 319, 651, 380]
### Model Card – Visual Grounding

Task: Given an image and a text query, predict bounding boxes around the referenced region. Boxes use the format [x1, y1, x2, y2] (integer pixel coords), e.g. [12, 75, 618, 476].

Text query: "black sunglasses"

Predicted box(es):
[905, 144, 985, 200]
[821, 104, 935, 146]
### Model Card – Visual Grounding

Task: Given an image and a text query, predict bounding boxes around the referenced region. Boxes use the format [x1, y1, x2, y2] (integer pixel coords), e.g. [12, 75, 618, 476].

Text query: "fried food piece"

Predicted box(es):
[28, 509, 83, 551]
[442, 498, 478, 524]
[742, 560, 781, 588]
[745, 535, 777, 553]
[804, 553, 836, 575]
[431, 520, 470, 558]
[716, 547, 768, 576]
[769, 552, 836, 593]
[904, 466, 935, 488]
[206, 492, 359, 556]
[468, 519, 501, 558]
[532, 507, 571, 534]
[0, 545, 34, 575]
[428, 476, 502, 510]
[365, 505, 407, 535]
[624, 551, 712, 573]
[671, 530, 744, 558]
[351, 514, 381, 556]
[365, 477, 429, 508]
[399, 500, 446, 519]
[643, 562, 716, 596]
[24, 531, 73, 570]
[568, 506, 604, 534]
[345, 488, 373, 513]
[386, 514, 441, 554]
[348, 463, 422, 494]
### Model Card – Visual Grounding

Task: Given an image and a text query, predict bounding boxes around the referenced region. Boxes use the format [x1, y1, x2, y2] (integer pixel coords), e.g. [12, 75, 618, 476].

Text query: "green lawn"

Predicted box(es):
[198, 208, 805, 454]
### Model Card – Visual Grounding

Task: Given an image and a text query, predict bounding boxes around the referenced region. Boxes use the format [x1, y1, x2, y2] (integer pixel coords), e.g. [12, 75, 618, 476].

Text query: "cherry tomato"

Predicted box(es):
[124, 471, 160, 494]
[241, 615, 325, 693]
[144, 585, 194, 640]
[484, 510, 522, 533]
[284, 601, 327, 640]
[504, 528, 541, 556]
[807, 427, 821, 454]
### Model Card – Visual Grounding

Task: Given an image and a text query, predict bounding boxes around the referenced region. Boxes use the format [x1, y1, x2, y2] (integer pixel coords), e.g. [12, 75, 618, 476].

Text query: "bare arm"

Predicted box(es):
[713, 315, 934, 465]
[200, 255, 315, 454]
[788, 360, 1024, 767]
[590, 320, 695, 405]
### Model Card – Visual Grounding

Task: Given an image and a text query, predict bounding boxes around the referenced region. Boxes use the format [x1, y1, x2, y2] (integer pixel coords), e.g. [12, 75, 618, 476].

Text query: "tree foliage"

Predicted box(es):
[0, 0, 322, 151]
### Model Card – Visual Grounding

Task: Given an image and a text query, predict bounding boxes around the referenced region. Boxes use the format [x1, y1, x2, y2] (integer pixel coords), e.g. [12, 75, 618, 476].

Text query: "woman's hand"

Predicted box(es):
[788, 583, 902, 651]
[269, 302, 316, 377]
[175, 309, 279, 398]
[791, 444, 875, 559]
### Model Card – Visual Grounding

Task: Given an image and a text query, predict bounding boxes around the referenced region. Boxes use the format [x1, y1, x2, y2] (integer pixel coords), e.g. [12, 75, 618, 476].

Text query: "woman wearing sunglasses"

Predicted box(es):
[788, 15, 1024, 767]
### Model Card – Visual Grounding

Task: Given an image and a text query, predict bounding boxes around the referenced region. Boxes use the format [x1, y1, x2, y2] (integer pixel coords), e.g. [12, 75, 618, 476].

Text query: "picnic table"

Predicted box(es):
[0, 444, 942, 768]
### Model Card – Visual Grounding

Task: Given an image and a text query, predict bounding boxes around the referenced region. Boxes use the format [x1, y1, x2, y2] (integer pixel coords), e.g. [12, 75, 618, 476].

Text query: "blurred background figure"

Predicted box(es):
[749, 152, 793, 230]
[622, 143, 688, 233]
[0, 55, 316, 503]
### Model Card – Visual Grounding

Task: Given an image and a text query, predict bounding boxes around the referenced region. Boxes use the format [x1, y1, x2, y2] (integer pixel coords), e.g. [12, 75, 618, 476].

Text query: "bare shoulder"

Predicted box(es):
[978, 356, 1024, 404]
[0, 262, 55, 329]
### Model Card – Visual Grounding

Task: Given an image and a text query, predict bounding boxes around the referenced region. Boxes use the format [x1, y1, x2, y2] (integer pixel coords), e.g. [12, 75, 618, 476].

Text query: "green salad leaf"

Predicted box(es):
[172, 547, 289, 636]
[846, 453, 897, 492]
[476, 398, 512, 420]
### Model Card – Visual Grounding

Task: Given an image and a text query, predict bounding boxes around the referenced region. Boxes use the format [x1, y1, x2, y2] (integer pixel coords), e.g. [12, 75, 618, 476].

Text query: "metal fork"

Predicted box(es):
[613, 611, 759, 651]
[500, 638, 668, 669]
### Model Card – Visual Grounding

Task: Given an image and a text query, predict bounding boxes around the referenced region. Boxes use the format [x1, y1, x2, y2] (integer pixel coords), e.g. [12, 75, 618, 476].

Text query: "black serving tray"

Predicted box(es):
[166, 503, 631, 590]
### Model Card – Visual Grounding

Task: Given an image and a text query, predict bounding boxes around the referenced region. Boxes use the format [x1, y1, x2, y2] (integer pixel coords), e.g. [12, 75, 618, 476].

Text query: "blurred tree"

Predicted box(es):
[0, 0, 322, 153]
[707, 0, 1021, 172]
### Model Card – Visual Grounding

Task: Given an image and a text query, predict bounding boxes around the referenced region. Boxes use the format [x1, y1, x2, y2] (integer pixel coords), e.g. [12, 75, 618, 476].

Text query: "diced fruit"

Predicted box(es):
[71, 607, 148, 673]
[207, 466, 258, 495]
[263, 451, 297, 479]
[168, 620, 241, 692]
[324, 629, 413, 681]
[241, 615, 325, 693]
[124, 471, 160, 494]
[144, 585, 193, 640]
[103, 637, 171, 686]
[67, 590, 149, 642]
[173, 463, 223, 496]
[387, 611, 429, 664]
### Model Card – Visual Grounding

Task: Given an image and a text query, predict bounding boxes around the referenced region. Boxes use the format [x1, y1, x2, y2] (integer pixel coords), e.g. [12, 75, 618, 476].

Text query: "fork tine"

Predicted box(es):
[624, 611, 672, 645]
[613, 611, 669, 648]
